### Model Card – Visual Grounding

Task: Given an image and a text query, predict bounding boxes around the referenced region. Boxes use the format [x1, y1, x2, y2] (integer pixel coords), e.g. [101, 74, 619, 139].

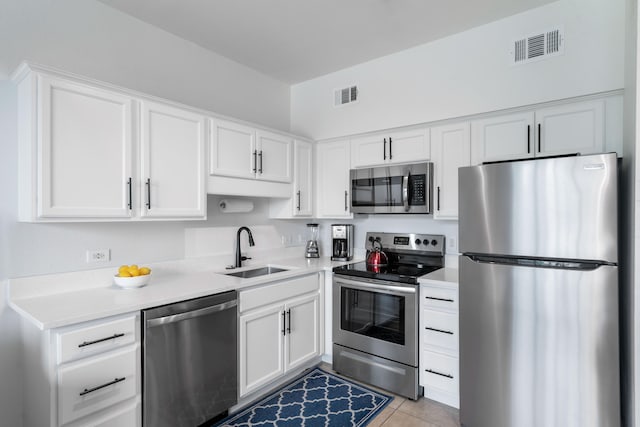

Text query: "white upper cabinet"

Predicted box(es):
[256, 130, 293, 183]
[268, 139, 313, 218]
[316, 139, 352, 218]
[15, 65, 207, 221]
[351, 128, 430, 168]
[140, 101, 206, 219]
[535, 100, 604, 157]
[25, 74, 135, 220]
[471, 99, 606, 165]
[432, 123, 470, 220]
[293, 140, 313, 216]
[209, 119, 256, 180]
[471, 112, 535, 164]
[210, 119, 292, 183]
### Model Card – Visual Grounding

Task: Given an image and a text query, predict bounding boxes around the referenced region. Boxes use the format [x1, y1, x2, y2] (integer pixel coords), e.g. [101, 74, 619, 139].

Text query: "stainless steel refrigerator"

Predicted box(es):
[458, 153, 620, 427]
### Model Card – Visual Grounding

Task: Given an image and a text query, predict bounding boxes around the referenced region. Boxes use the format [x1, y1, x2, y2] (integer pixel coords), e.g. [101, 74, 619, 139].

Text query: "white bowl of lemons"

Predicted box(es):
[114, 264, 152, 289]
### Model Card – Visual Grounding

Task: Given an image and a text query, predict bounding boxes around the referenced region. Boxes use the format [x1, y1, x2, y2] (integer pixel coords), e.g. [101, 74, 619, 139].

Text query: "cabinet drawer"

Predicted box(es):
[240, 273, 319, 313]
[422, 309, 458, 351]
[57, 315, 137, 364]
[58, 345, 138, 425]
[421, 350, 458, 395]
[421, 286, 458, 311]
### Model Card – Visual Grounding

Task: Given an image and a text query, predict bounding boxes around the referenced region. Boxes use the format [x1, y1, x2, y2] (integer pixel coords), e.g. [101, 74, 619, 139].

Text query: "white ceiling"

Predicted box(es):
[98, 0, 556, 84]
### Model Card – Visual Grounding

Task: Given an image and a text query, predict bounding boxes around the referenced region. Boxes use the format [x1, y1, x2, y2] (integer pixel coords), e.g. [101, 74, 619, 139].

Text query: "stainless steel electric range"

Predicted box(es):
[332, 232, 445, 400]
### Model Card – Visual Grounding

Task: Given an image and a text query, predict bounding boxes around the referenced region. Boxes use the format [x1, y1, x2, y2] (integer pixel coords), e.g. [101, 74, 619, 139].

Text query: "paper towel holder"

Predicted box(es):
[219, 198, 254, 213]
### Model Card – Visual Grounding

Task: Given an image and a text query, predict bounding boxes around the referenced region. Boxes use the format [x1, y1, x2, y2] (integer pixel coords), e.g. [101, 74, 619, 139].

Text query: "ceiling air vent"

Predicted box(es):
[334, 85, 358, 107]
[511, 27, 564, 65]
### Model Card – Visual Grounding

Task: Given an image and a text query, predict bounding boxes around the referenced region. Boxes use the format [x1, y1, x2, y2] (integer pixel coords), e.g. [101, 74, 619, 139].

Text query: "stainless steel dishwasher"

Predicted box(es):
[142, 290, 237, 427]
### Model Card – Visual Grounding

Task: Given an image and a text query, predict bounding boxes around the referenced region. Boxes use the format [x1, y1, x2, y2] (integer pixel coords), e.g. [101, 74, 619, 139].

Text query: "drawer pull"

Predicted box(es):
[78, 333, 125, 348]
[425, 369, 454, 379]
[424, 296, 454, 303]
[79, 377, 126, 396]
[425, 326, 454, 335]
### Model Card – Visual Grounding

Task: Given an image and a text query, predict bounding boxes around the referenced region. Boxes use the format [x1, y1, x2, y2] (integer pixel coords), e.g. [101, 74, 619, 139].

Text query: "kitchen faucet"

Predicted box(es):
[235, 226, 255, 268]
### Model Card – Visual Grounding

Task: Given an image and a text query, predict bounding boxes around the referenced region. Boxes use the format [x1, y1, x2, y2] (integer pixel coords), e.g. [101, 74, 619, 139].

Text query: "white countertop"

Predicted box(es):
[418, 267, 459, 286]
[9, 254, 457, 330]
[9, 256, 353, 330]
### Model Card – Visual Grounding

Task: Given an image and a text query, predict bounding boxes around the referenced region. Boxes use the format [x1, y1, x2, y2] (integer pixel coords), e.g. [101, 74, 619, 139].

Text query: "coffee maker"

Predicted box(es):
[330, 224, 354, 261]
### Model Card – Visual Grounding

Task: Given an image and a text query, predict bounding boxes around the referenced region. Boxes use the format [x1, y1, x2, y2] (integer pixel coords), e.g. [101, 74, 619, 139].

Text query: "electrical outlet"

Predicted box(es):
[86, 249, 110, 263]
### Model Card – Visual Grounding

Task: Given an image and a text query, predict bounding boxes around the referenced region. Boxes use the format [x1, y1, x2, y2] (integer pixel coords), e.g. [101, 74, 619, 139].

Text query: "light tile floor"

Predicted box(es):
[319, 362, 460, 427]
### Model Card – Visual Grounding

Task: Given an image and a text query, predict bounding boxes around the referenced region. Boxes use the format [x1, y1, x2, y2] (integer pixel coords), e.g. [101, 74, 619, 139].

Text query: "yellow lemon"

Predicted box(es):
[129, 264, 139, 270]
[128, 267, 140, 277]
[118, 265, 130, 274]
[118, 271, 132, 277]
[139, 267, 151, 276]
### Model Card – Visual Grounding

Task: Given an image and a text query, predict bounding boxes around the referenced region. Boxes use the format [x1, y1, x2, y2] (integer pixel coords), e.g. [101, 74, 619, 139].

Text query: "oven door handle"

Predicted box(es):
[402, 174, 410, 212]
[335, 277, 416, 295]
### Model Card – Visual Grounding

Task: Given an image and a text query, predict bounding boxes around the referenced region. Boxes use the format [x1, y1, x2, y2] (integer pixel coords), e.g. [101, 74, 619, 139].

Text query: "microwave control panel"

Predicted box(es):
[410, 175, 426, 205]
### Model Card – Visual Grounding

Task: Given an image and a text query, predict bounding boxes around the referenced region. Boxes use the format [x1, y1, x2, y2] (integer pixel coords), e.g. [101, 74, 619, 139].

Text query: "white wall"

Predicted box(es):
[290, 0, 626, 141]
[0, 0, 291, 131]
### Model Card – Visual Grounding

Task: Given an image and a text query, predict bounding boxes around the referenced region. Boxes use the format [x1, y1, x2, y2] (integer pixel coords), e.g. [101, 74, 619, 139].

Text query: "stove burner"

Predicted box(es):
[333, 261, 442, 284]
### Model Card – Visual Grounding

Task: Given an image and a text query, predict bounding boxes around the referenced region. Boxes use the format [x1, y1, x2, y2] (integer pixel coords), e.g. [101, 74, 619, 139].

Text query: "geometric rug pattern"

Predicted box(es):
[214, 368, 392, 426]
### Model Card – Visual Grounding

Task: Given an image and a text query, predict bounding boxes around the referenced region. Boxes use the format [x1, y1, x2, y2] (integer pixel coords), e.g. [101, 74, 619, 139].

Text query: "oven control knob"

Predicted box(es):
[415, 239, 422, 245]
[431, 239, 438, 246]
[368, 236, 374, 243]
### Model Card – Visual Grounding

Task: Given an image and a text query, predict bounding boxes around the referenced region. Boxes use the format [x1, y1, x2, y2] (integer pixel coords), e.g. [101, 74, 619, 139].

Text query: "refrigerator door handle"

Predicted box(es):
[465, 254, 612, 270]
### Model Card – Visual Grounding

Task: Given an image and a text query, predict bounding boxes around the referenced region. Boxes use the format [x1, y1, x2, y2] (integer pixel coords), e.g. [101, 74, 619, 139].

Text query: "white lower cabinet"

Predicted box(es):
[419, 280, 459, 408]
[238, 273, 321, 398]
[22, 313, 141, 427]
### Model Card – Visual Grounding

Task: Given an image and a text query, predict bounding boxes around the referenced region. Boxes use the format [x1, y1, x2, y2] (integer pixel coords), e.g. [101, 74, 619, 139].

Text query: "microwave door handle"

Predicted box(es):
[402, 174, 409, 212]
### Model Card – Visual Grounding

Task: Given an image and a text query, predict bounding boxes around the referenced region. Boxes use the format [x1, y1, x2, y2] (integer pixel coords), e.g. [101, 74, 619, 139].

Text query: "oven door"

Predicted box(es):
[333, 275, 419, 366]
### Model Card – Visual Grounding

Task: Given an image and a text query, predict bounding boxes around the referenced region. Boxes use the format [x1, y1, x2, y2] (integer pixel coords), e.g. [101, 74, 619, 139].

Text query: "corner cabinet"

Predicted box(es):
[140, 100, 206, 219]
[471, 99, 607, 165]
[351, 128, 430, 168]
[431, 123, 470, 220]
[22, 313, 141, 427]
[14, 64, 207, 222]
[210, 119, 292, 183]
[238, 273, 321, 398]
[269, 139, 313, 218]
[315, 139, 352, 218]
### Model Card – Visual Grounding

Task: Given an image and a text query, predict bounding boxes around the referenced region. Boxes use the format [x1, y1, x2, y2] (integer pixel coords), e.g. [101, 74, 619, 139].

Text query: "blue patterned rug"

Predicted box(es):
[215, 368, 392, 426]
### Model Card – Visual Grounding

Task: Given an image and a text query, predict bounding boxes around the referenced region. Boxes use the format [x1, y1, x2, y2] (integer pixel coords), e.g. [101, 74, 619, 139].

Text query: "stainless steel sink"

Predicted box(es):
[224, 266, 289, 279]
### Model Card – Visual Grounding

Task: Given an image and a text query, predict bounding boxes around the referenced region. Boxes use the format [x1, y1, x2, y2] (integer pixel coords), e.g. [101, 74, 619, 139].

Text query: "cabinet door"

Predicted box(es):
[210, 119, 256, 179]
[388, 128, 430, 164]
[535, 99, 605, 157]
[285, 293, 320, 372]
[257, 130, 292, 183]
[294, 140, 313, 216]
[351, 134, 386, 168]
[471, 112, 534, 164]
[239, 304, 285, 397]
[316, 140, 352, 218]
[432, 122, 470, 220]
[37, 75, 134, 218]
[140, 101, 206, 218]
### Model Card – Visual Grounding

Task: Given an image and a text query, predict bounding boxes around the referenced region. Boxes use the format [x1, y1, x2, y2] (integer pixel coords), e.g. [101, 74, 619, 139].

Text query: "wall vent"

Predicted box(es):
[511, 27, 564, 65]
[334, 85, 358, 106]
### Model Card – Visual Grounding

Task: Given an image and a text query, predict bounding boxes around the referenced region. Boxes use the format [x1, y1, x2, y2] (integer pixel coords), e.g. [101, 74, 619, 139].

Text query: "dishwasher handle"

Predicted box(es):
[146, 299, 237, 328]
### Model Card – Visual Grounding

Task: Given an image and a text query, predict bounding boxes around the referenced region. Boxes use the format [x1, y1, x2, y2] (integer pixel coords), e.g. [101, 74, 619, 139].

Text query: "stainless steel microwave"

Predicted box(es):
[350, 162, 433, 214]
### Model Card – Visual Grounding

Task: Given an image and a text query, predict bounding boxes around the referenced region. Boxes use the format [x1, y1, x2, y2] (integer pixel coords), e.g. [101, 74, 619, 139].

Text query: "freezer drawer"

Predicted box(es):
[459, 153, 618, 262]
[459, 256, 619, 427]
